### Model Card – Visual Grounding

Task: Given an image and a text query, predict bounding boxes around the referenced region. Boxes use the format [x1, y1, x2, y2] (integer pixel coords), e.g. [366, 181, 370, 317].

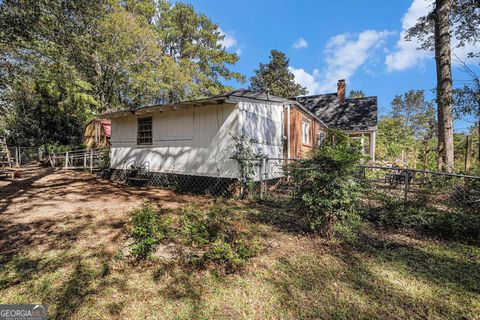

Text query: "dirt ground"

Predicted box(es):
[1, 166, 479, 320]
[0, 166, 209, 259]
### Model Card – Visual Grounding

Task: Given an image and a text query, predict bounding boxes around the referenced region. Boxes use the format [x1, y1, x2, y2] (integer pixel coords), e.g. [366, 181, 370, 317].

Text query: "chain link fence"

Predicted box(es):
[226, 158, 480, 215]
[7, 147, 43, 166]
[357, 165, 480, 214]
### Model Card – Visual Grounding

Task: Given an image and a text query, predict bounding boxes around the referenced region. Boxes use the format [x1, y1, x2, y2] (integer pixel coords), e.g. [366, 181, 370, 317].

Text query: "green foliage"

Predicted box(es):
[290, 131, 362, 237]
[129, 201, 164, 259]
[377, 90, 436, 169]
[0, 0, 244, 146]
[363, 193, 480, 243]
[348, 90, 365, 98]
[249, 50, 307, 98]
[231, 136, 265, 194]
[181, 204, 261, 273]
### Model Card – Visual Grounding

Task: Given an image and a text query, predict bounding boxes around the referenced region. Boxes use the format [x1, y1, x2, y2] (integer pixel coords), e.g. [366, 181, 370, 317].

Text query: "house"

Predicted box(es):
[294, 79, 378, 160]
[83, 119, 111, 149]
[100, 90, 327, 184]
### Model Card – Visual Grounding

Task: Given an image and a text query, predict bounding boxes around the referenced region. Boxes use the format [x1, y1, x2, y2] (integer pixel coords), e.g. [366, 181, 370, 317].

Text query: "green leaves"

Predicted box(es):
[290, 133, 362, 237]
[0, 0, 245, 145]
[249, 50, 308, 98]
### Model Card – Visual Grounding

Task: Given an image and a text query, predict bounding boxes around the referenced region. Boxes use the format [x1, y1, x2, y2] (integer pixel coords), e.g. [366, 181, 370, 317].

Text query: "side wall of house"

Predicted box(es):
[285, 105, 328, 159]
[109, 101, 284, 179]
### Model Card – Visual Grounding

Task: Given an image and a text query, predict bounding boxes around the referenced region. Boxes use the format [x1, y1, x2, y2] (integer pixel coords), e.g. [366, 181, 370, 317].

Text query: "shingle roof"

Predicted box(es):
[294, 93, 378, 131]
[210, 89, 286, 103]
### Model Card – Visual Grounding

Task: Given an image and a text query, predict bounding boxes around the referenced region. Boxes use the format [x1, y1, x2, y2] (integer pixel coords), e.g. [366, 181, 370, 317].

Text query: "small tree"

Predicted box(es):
[231, 136, 264, 195]
[290, 131, 362, 238]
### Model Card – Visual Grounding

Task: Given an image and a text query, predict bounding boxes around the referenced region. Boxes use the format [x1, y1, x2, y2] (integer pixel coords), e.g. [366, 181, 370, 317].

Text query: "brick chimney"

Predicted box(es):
[337, 79, 346, 105]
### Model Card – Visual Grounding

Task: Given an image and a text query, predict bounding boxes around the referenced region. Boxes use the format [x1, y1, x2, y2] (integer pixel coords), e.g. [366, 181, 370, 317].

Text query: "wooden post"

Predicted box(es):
[38, 147, 42, 161]
[404, 170, 410, 202]
[65, 151, 69, 169]
[465, 135, 472, 172]
[260, 158, 266, 199]
[90, 149, 93, 172]
[84, 152, 87, 169]
[15, 147, 20, 167]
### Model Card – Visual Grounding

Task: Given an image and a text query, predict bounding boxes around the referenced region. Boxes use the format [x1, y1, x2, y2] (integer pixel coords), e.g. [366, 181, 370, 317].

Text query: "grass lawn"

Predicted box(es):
[1, 168, 479, 319]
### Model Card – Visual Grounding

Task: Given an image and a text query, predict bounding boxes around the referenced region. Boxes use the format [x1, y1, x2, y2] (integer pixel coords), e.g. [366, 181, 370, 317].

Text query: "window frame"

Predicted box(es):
[136, 116, 153, 146]
[317, 129, 325, 145]
[302, 118, 311, 145]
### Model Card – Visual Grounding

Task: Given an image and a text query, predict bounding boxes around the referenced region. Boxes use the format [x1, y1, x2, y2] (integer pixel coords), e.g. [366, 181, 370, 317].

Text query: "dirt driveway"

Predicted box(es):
[0, 167, 208, 259]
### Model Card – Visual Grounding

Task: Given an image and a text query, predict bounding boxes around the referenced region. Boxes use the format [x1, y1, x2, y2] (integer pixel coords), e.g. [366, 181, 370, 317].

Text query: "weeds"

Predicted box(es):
[129, 201, 164, 259]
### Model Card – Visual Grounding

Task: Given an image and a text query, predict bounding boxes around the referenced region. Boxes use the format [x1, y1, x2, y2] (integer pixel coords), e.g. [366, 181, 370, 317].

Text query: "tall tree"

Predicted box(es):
[348, 90, 365, 98]
[387, 90, 436, 167]
[407, 0, 480, 172]
[249, 50, 307, 98]
[453, 60, 480, 163]
[155, 1, 244, 102]
[0, 0, 245, 146]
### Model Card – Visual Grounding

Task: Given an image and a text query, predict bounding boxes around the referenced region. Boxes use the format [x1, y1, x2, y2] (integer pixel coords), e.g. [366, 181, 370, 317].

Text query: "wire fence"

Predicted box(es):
[358, 165, 480, 213]
[6, 147, 43, 166]
[233, 158, 480, 214]
[48, 148, 110, 171]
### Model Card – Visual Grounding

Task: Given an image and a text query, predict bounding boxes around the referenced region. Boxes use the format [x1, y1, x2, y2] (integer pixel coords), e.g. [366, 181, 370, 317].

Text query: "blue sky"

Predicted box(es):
[181, 0, 479, 132]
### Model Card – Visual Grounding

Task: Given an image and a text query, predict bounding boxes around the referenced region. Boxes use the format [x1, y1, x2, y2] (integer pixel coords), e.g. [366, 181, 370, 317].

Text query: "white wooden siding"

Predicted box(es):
[109, 101, 284, 179]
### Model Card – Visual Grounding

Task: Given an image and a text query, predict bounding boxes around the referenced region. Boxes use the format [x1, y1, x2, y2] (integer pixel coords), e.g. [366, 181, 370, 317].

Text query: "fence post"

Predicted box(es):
[404, 170, 410, 201]
[16, 147, 20, 167]
[84, 152, 87, 169]
[260, 158, 266, 199]
[90, 149, 93, 172]
[65, 151, 69, 169]
[38, 147, 42, 162]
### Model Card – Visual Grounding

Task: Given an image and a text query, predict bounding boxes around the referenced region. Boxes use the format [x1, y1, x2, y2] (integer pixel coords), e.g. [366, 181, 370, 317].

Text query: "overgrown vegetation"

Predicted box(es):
[127, 201, 260, 273]
[129, 201, 164, 259]
[232, 136, 264, 196]
[289, 131, 362, 238]
[362, 189, 480, 243]
[181, 205, 261, 273]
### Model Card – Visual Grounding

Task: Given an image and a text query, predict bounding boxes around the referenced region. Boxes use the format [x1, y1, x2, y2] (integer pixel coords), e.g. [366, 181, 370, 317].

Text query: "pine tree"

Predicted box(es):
[249, 50, 307, 98]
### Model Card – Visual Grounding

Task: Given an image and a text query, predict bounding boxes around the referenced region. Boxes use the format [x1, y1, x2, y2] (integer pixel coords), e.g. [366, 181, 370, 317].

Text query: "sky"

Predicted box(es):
[181, 0, 479, 132]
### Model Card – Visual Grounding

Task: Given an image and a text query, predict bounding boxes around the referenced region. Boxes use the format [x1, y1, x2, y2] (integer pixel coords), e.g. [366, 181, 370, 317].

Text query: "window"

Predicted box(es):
[317, 130, 325, 145]
[302, 119, 311, 144]
[137, 117, 153, 145]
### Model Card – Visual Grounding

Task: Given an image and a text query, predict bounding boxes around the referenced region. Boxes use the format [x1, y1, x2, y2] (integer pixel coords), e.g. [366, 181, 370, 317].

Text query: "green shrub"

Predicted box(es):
[129, 201, 163, 259]
[181, 204, 261, 272]
[181, 205, 210, 246]
[289, 130, 362, 238]
[363, 192, 480, 243]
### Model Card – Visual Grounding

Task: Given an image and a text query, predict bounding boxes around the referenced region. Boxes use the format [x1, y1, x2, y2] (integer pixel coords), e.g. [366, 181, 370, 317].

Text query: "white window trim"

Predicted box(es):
[136, 115, 154, 146]
[302, 119, 311, 145]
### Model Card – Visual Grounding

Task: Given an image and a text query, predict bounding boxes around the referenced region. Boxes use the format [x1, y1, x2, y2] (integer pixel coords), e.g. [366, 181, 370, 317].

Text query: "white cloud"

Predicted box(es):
[385, 0, 432, 72]
[385, 0, 478, 72]
[218, 28, 237, 49]
[292, 37, 308, 49]
[290, 30, 393, 94]
[288, 67, 321, 93]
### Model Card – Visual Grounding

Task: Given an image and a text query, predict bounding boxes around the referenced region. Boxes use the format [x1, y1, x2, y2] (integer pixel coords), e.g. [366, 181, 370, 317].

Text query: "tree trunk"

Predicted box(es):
[434, 0, 455, 172]
[478, 120, 480, 164]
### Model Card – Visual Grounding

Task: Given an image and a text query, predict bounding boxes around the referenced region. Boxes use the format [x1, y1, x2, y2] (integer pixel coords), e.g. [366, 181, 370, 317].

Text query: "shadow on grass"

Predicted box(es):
[267, 227, 478, 320]
[351, 228, 480, 294]
[246, 198, 309, 235]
